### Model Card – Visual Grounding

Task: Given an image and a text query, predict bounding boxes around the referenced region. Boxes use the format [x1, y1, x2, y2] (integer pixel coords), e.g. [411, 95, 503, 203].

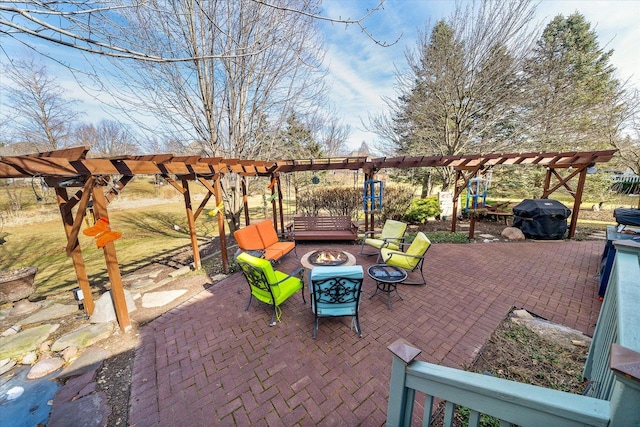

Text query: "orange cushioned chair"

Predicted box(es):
[234, 220, 296, 263]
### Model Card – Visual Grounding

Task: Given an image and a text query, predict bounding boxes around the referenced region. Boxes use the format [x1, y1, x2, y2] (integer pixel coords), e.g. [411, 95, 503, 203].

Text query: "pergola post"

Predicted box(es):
[91, 183, 131, 332]
[451, 167, 481, 234]
[54, 185, 95, 316]
[241, 176, 250, 226]
[270, 176, 278, 234]
[541, 165, 589, 239]
[276, 174, 285, 234]
[567, 167, 588, 238]
[213, 174, 229, 272]
[181, 179, 201, 270]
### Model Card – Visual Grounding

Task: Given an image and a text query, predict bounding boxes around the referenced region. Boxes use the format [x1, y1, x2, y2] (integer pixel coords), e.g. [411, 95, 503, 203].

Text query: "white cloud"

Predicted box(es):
[323, 0, 640, 151]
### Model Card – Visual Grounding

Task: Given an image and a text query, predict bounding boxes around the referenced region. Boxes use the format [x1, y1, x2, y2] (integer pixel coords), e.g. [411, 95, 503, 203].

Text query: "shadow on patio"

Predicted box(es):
[128, 240, 603, 426]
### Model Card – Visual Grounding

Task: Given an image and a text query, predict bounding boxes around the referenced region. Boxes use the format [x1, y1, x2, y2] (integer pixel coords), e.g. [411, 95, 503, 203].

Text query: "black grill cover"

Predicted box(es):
[614, 208, 640, 226]
[512, 199, 571, 240]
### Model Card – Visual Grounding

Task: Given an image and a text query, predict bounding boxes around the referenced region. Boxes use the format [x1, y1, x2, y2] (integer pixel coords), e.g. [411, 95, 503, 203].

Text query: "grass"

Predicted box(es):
[0, 197, 219, 299]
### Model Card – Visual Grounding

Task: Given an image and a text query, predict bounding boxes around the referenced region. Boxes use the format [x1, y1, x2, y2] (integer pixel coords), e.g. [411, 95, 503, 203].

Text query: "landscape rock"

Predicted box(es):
[511, 316, 592, 349]
[27, 357, 65, 379]
[512, 309, 534, 319]
[0, 359, 16, 375]
[51, 323, 114, 352]
[19, 303, 79, 325]
[57, 347, 110, 380]
[48, 391, 110, 427]
[53, 370, 97, 405]
[20, 351, 38, 365]
[210, 273, 228, 282]
[39, 339, 52, 352]
[142, 289, 188, 308]
[61, 346, 78, 362]
[501, 227, 526, 241]
[90, 290, 136, 324]
[0, 323, 60, 360]
[169, 266, 192, 277]
[128, 279, 154, 289]
[8, 299, 41, 316]
[1, 324, 20, 336]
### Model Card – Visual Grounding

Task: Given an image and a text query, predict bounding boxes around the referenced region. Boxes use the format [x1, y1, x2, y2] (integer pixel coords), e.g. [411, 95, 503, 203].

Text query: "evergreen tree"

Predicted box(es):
[523, 12, 623, 152]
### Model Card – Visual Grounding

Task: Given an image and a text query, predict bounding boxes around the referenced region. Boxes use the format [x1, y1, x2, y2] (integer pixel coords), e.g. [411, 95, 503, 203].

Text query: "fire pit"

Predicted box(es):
[308, 250, 349, 266]
[300, 250, 356, 270]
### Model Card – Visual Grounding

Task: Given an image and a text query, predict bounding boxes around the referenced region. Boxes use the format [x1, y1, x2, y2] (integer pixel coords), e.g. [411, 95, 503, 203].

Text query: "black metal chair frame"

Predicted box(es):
[360, 230, 406, 256]
[310, 275, 363, 339]
[378, 242, 430, 286]
[238, 259, 305, 326]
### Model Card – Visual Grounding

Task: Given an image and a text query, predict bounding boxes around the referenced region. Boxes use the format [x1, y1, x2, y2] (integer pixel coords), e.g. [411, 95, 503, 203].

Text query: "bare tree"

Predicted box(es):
[82, 1, 328, 231]
[1, 56, 82, 151]
[73, 120, 139, 157]
[369, 0, 537, 191]
[612, 89, 640, 176]
[318, 115, 351, 157]
[0, 1, 392, 61]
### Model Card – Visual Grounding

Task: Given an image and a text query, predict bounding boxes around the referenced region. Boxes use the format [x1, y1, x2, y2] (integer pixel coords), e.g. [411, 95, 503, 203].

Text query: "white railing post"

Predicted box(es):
[387, 339, 422, 427]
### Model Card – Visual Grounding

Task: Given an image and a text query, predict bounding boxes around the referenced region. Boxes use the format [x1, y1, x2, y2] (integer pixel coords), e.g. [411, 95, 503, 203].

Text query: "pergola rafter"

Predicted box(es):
[0, 147, 617, 330]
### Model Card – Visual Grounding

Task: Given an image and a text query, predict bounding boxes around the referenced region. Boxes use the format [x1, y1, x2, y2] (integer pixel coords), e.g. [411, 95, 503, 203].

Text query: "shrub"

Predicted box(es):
[404, 196, 442, 223]
[297, 186, 361, 219]
[378, 185, 414, 223]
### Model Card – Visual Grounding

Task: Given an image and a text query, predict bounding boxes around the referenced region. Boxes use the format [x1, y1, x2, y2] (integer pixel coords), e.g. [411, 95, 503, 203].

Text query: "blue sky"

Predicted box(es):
[1, 1, 639, 153]
[320, 0, 640, 152]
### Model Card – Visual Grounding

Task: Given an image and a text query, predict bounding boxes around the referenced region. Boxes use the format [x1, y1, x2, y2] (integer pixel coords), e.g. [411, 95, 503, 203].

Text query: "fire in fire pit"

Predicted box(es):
[309, 250, 348, 266]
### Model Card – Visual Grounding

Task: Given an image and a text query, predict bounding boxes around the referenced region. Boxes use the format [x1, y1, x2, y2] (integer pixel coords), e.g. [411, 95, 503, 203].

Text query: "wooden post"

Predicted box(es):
[213, 175, 229, 272]
[270, 177, 278, 234]
[568, 167, 587, 239]
[609, 344, 640, 426]
[242, 176, 250, 226]
[181, 179, 201, 270]
[543, 167, 553, 194]
[91, 185, 130, 331]
[276, 174, 285, 234]
[55, 186, 95, 315]
[468, 213, 476, 240]
[387, 339, 422, 427]
[451, 170, 463, 233]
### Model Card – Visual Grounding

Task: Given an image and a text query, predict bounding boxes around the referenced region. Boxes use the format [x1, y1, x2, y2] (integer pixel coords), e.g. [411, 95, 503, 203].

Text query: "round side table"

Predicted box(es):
[368, 264, 407, 310]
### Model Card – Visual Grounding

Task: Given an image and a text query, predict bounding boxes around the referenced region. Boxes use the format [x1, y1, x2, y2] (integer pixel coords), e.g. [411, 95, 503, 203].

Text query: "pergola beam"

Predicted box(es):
[0, 147, 618, 331]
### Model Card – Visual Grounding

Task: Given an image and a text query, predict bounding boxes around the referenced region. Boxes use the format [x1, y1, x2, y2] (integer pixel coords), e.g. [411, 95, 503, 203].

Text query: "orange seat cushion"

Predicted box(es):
[256, 220, 279, 247]
[234, 224, 263, 251]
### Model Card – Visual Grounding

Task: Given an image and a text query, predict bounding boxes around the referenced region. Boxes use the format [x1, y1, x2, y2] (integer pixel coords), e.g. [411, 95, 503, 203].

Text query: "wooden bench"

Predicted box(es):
[286, 216, 359, 241]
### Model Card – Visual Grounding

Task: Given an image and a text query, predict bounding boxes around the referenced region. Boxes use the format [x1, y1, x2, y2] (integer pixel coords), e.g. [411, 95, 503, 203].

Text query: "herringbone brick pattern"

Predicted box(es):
[129, 240, 603, 426]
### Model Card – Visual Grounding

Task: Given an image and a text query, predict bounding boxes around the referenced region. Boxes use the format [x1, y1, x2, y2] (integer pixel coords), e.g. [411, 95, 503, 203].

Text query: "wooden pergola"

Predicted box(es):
[0, 147, 616, 330]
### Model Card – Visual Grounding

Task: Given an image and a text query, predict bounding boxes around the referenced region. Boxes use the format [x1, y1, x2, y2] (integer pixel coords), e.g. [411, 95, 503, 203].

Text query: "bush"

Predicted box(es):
[297, 187, 362, 219]
[378, 185, 414, 223]
[404, 196, 441, 223]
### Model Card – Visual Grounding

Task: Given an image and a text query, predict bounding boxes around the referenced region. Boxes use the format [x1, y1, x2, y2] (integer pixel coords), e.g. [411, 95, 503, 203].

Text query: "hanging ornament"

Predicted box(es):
[208, 201, 224, 216]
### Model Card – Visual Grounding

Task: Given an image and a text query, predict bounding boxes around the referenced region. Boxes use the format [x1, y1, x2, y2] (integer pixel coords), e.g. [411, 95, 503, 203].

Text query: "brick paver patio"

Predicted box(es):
[128, 240, 603, 426]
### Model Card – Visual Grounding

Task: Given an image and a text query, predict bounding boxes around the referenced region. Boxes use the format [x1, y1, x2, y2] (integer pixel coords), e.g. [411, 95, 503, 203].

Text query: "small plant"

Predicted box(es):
[457, 406, 502, 427]
[404, 196, 442, 224]
[422, 231, 469, 243]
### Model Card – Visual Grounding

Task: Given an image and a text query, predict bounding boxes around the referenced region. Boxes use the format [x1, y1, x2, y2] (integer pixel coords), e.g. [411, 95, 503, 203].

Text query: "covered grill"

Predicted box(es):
[613, 208, 640, 227]
[512, 199, 571, 240]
